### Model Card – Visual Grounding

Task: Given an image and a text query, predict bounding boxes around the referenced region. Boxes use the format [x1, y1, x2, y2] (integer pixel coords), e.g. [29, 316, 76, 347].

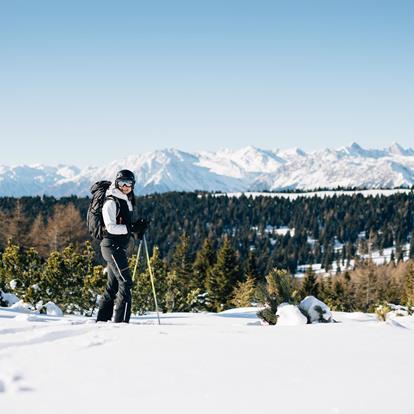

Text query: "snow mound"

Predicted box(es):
[386, 318, 408, 329]
[44, 302, 63, 317]
[0, 290, 20, 306]
[9, 300, 34, 313]
[276, 303, 307, 326]
[0, 371, 32, 394]
[299, 296, 333, 323]
[14, 313, 45, 322]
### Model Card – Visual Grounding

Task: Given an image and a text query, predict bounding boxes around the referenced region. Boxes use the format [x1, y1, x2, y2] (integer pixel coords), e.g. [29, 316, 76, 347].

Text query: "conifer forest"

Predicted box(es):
[1, 192, 414, 315]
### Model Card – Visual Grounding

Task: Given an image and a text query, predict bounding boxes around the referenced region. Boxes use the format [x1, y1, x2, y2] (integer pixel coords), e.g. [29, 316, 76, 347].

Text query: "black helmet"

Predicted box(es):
[115, 169, 135, 189]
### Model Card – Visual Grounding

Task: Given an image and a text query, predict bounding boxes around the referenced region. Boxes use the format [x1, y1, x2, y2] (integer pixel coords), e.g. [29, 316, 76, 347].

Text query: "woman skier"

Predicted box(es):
[96, 169, 147, 323]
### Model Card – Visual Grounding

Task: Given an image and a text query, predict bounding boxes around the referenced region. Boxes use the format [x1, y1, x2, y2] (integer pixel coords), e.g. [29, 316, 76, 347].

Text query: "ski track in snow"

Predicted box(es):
[1, 308, 414, 413]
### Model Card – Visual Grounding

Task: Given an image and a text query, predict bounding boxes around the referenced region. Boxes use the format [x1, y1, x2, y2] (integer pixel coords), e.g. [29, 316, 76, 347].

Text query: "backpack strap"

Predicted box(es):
[105, 195, 121, 219]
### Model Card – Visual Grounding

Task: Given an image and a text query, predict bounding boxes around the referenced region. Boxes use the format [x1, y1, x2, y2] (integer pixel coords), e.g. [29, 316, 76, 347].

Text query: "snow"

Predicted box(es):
[222, 188, 413, 200]
[0, 291, 20, 306]
[276, 303, 307, 325]
[299, 296, 333, 323]
[9, 300, 33, 313]
[43, 301, 64, 317]
[1, 306, 414, 413]
[295, 242, 411, 278]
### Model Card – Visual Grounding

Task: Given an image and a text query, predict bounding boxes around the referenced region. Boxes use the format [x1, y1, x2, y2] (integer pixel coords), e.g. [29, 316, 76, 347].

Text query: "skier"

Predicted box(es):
[96, 169, 148, 323]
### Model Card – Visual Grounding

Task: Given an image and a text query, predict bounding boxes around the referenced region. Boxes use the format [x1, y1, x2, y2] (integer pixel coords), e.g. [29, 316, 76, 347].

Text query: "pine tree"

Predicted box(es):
[206, 236, 241, 312]
[82, 264, 106, 316]
[132, 246, 168, 315]
[165, 234, 197, 311]
[80, 241, 106, 315]
[256, 268, 297, 325]
[230, 274, 256, 308]
[245, 250, 260, 281]
[193, 238, 216, 292]
[300, 266, 319, 298]
[40, 244, 92, 313]
[0, 241, 44, 305]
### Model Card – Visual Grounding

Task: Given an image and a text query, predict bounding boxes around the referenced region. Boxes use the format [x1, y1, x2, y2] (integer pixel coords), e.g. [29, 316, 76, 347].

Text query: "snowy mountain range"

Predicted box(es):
[1, 142, 414, 196]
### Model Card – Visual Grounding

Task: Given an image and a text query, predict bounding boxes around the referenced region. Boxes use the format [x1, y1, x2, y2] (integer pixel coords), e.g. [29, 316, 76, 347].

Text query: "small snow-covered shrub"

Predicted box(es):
[299, 296, 333, 323]
[256, 269, 299, 325]
[375, 303, 392, 321]
[9, 300, 34, 313]
[0, 290, 20, 307]
[257, 308, 278, 325]
[43, 301, 64, 317]
[0, 290, 6, 307]
[276, 303, 307, 326]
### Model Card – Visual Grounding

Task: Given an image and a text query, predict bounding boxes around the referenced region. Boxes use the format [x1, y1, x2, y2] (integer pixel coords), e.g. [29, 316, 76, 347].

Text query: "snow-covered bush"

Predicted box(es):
[256, 269, 299, 325]
[0, 290, 6, 307]
[43, 301, 63, 317]
[299, 296, 333, 323]
[276, 303, 307, 326]
[9, 300, 34, 313]
[0, 290, 20, 307]
[375, 303, 392, 321]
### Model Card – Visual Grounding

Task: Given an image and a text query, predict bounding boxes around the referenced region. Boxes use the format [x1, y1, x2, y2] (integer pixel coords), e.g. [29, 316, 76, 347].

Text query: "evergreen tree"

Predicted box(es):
[206, 236, 241, 311]
[132, 246, 168, 314]
[80, 242, 106, 315]
[0, 241, 44, 305]
[192, 238, 216, 292]
[245, 250, 260, 281]
[256, 268, 298, 324]
[300, 266, 319, 298]
[166, 234, 199, 311]
[82, 264, 106, 316]
[230, 274, 256, 308]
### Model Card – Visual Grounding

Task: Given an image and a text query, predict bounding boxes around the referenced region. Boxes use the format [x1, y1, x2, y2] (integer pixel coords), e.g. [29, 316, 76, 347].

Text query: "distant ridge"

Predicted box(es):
[1, 143, 414, 196]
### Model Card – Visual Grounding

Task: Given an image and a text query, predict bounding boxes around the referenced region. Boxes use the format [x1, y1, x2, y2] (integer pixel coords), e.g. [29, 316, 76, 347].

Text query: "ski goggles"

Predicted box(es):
[118, 179, 135, 188]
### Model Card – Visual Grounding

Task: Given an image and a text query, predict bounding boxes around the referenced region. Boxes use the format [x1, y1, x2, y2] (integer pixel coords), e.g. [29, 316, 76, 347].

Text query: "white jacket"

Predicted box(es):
[102, 184, 133, 235]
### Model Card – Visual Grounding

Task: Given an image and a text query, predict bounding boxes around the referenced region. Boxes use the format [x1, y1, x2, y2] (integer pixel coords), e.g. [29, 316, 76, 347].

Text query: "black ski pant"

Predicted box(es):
[96, 239, 133, 323]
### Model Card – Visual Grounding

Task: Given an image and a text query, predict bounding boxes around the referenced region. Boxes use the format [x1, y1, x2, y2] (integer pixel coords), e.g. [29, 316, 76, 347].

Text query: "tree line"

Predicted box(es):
[1, 235, 414, 316]
[1, 192, 413, 275]
[1, 191, 414, 315]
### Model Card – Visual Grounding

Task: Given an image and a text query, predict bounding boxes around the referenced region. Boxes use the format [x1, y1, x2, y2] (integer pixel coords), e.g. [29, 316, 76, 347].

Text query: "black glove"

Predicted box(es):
[131, 218, 149, 240]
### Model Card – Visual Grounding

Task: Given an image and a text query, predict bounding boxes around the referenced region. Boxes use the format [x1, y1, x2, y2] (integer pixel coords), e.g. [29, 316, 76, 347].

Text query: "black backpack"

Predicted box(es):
[87, 181, 118, 240]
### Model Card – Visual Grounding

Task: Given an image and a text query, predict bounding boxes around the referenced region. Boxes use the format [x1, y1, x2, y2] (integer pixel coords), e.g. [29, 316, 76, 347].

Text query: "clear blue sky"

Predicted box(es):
[1, 0, 413, 166]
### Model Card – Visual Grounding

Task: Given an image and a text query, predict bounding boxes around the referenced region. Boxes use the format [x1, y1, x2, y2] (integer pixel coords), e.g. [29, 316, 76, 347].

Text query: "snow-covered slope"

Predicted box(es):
[1, 143, 414, 196]
[1, 307, 414, 414]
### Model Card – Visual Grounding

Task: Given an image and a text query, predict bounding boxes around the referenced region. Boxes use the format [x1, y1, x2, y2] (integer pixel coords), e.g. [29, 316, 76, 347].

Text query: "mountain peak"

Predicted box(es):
[1, 144, 414, 196]
[279, 147, 306, 157]
[387, 142, 414, 156]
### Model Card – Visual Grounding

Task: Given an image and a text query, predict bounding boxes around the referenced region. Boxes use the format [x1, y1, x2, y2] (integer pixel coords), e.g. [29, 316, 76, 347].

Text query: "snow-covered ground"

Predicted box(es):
[1, 306, 414, 414]
[295, 243, 412, 277]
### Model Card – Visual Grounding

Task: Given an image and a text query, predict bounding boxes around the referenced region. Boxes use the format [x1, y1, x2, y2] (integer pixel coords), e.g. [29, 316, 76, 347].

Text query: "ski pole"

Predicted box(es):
[132, 239, 143, 282]
[143, 235, 161, 325]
